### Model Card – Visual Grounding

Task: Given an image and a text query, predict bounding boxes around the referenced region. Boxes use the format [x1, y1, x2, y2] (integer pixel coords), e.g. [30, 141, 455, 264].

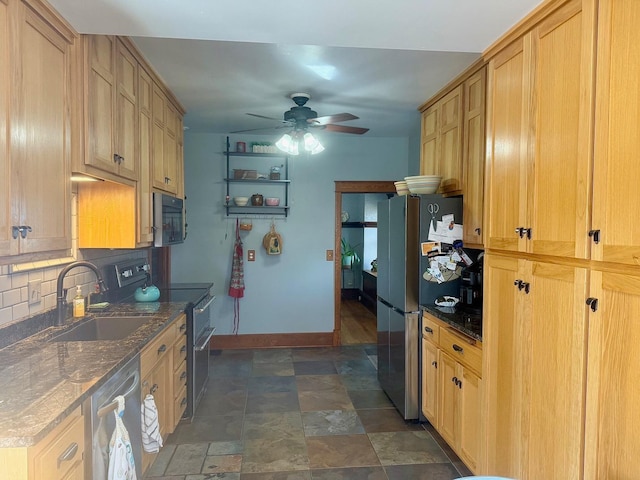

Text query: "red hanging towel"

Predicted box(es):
[228, 219, 245, 334]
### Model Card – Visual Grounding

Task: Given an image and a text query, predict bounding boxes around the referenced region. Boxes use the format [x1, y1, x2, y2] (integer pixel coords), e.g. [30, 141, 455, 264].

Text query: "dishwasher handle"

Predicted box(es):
[97, 369, 140, 418]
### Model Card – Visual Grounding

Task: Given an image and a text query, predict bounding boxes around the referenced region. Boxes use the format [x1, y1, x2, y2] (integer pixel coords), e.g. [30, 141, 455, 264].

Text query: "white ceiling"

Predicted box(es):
[49, 0, 542, 137]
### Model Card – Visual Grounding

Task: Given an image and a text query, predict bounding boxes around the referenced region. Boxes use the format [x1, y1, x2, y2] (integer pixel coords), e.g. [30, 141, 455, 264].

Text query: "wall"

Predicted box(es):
[171, 133, 412, 335]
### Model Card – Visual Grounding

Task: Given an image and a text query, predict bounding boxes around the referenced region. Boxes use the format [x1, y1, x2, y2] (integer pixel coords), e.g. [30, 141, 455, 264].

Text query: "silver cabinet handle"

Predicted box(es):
[195, 295, 216, 314]
[57, 442, 78, 468]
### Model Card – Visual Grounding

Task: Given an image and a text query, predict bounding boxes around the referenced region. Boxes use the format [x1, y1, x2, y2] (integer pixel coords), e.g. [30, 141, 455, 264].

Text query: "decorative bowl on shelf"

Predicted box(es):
[233, 196, 249, 206]
[404, 175, 442, 194]
[394, 180, 410, 196]
[265, 197, 280, 206]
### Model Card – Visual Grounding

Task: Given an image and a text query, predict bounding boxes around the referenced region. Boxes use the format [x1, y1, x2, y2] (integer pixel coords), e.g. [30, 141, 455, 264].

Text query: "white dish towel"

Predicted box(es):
[141, 393, 163, 453]
[108, 395, 137, 480]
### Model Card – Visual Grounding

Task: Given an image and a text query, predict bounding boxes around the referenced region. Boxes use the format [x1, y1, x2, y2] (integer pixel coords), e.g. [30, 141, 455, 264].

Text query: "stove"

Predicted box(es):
[106, 260, 215, 422]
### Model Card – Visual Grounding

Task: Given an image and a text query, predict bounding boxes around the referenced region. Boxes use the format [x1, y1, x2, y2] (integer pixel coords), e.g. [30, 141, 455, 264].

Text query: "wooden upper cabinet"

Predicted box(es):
[485, 0, 595, 259]
[152, 82, 181, 195]
[420, 86, 463, 194]
[137, 66, 153, 246]
[84, 35, 138, 181]
[0, 0, 12, 256]
[485, 38, 527, 254]
[590, 0, 640, 266]
[0, 0, 73, 257]
[462, 68, 486, 247]
[438, 86, 463, 193]
[420, 105, 438, 176]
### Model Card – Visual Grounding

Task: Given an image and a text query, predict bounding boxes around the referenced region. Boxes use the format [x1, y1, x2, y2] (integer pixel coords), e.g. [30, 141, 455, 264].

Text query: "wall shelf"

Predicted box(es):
[224, 137, 290, 217]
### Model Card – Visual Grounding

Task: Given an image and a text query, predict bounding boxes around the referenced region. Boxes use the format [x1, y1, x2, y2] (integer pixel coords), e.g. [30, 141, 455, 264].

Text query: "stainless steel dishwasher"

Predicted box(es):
[87, 354, 142, 479]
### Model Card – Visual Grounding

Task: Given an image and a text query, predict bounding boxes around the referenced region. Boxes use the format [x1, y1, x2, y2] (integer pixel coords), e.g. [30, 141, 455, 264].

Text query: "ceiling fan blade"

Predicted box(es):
[309, 113, 359, 125]
[323, 124, 370, 135]
[246, 113, 286, 122]
[230, 126, 283, 133]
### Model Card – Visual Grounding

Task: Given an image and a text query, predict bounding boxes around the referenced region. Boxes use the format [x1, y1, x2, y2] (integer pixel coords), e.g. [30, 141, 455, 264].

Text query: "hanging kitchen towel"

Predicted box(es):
[108, 396, 137, 480]
[228, 218, 245, 334]
[141, 394, 163, 453]
[262, 222, 283, 255]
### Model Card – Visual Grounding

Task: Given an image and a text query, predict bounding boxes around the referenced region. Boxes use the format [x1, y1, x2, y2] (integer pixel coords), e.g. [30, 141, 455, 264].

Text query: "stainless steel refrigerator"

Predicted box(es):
[377, 194, 463, 419]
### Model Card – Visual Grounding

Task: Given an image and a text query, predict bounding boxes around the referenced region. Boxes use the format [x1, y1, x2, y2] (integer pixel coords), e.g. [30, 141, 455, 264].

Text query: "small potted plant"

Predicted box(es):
[341, 238, 361, 269]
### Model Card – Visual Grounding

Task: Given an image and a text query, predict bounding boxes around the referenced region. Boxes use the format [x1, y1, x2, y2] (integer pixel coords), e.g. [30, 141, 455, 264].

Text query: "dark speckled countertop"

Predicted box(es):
[0, 301, 189, 448]
[420, 304, 483, 342]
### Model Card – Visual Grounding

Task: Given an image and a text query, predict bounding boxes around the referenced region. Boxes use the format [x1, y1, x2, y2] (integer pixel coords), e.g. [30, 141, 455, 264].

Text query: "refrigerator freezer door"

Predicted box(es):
[379, 308, 419, 420]
[377, 299, 390, 395]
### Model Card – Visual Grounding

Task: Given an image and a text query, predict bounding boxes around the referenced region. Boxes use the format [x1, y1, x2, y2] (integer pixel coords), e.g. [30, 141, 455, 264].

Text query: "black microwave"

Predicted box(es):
[153, 193, 185, 246]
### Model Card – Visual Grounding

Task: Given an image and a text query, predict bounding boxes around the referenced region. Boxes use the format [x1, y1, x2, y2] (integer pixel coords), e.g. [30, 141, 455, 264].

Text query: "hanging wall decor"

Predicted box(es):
[262, 221, 283, 255]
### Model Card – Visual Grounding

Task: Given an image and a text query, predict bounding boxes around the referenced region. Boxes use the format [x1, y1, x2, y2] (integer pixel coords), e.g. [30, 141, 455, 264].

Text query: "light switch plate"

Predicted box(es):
[28, 280, 42, 305]
[248, 250, 256, 261]
[326, 250, 334, 261]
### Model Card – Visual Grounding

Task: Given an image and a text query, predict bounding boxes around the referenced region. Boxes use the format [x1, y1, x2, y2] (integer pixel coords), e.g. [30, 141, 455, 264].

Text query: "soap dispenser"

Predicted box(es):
[72, 285, 85, 318]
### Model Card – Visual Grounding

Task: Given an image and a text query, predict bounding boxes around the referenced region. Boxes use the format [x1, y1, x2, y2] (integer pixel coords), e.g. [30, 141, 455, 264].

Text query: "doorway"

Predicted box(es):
[333, 181, 396, 346]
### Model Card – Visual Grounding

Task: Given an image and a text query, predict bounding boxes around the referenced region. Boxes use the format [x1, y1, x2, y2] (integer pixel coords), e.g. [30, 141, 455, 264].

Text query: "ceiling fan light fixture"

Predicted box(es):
[303, 132, 324, 154]
[276, 133, 300, 155]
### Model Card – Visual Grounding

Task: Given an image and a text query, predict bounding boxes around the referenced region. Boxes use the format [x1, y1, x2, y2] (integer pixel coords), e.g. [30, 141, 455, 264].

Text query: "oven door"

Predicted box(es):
[189, 295, 216, 419]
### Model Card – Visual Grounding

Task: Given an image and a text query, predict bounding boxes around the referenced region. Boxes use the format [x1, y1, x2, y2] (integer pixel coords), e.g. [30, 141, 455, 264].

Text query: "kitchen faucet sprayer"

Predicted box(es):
[56, 261, 108, 326]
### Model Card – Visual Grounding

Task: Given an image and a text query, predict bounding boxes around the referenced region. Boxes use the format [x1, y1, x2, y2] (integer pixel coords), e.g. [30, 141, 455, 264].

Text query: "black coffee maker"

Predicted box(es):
[459, 253, 483, 314]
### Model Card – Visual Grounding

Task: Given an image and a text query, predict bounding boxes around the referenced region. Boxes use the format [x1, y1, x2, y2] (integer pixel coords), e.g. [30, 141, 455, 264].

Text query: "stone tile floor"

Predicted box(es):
[145, 344, 472, 479]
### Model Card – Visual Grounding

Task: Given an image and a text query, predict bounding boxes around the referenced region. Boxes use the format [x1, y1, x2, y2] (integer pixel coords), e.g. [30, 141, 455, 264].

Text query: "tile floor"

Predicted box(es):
[145, 344, 472, 479]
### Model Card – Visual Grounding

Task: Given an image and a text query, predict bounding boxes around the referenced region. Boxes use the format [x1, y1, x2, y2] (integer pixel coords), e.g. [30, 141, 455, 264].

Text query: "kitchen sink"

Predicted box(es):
[50, 316, 151, 342]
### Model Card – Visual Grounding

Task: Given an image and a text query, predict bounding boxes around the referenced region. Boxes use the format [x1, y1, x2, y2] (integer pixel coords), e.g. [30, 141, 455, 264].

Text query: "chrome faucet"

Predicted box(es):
[56, 261, 108, 326]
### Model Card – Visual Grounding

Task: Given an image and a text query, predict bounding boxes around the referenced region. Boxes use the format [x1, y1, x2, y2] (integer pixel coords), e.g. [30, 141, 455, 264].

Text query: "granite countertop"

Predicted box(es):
[0, 301, 189, 448]
[420, 304, 482, 342]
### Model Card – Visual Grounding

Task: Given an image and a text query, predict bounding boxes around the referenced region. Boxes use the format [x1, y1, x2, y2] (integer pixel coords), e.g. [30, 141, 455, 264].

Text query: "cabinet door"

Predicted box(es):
[437, 351, 458, 447]
[485, 37, 528, 253]
[0, 0, 14, 256]
[525, 261, 588, 479]
[528, 0, 594, 259]
[151, 83, 167, 190]
[421, 337, 438, 425]
[438, 85, 463, 193]
[482, 254, 523, 477]
[584, 269, 640, 480]
[86, 35, 116, 174]
[163, 104, 178, 194]
[115, 40, 137, 180]
[137, 67, 153, 245]
[14, 1, 71, 254]
[591, 0, 640, 266]
[458, 367, 481, 472]
[462, 68, 485, 247]
[420, 104, 438, 176]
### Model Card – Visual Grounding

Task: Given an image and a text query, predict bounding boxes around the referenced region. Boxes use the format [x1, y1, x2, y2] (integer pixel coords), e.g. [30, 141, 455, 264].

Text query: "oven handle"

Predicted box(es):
[194, 327, 216, 351]
[195, 295, 216, 314]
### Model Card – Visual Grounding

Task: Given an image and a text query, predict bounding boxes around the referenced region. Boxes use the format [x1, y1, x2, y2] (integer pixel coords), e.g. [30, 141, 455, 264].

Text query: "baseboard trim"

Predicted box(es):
[210, 332, 334, 350]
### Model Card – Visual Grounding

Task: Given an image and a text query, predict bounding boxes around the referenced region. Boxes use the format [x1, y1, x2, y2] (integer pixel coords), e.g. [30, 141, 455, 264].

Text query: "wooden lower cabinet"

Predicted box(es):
[482, 253, 588, 479]
[421, 313, 482, 472]
[140, 313, 186, 475]
[0, 406, 85, 480]
[583, 269, 640, 480]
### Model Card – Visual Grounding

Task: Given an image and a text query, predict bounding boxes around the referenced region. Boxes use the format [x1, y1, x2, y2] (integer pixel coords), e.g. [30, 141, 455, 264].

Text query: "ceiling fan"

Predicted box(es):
[232, 93, 369, 135]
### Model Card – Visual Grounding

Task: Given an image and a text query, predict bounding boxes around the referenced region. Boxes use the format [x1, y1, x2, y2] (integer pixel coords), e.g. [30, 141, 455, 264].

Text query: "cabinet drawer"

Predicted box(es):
[173, 385, 187, 423]
[439, 327, 482, 375]
[422, 316, 440, 344]
[141, 324, 175, 378]
[31, 407, 84, 480]
[173, 314, 187, 338]
[172, 336, 187, 369]
[173, 359, 188, 392]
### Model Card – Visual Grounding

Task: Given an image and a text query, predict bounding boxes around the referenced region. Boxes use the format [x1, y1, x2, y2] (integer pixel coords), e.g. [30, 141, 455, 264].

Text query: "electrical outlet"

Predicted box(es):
[326, 250, 334, 261]
[28, 280, 42, 305]
[248, 250, 256, 261]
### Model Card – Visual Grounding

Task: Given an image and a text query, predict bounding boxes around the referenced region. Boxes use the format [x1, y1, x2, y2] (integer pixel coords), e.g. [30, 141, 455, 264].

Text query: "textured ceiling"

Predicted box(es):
[48, 0, 542, 137]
